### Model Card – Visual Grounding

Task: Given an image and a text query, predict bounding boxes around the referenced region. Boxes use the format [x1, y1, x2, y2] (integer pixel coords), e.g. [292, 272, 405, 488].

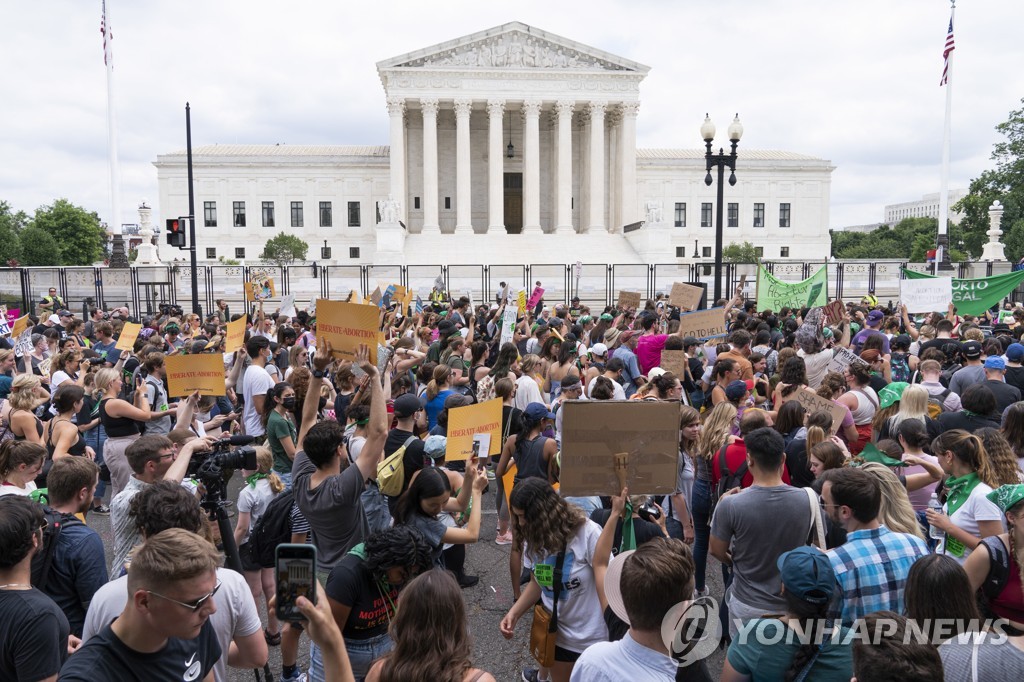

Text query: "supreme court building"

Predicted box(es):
[155, 22, 834, 265]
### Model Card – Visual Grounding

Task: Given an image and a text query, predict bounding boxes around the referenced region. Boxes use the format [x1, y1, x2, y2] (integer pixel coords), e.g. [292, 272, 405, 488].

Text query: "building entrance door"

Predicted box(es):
[504, 172, 523, 234]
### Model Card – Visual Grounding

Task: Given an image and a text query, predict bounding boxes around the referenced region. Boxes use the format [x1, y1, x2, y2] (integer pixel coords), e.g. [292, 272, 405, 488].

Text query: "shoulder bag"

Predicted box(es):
[529, 550, 566, 667]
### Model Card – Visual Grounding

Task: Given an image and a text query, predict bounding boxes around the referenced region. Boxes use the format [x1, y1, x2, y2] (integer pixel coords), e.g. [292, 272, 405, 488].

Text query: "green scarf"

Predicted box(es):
[945, 471, 981, 517]
[619, 500, 636, 553]
[245, 472, 269, 489]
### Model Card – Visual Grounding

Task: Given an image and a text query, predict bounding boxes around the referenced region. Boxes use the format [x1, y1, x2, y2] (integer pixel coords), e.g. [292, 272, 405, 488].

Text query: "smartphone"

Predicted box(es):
[275, 544, 317, 621]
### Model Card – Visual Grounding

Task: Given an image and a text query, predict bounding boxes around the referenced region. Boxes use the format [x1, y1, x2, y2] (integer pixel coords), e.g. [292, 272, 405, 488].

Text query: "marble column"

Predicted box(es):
[578, 110, 590, 232]
[608, 107, 620, 233]
[454, 99, 473, 234]
[522, 99, 542, 235]
[555, 101, 574, 234]
[619, 101, 640, 231]
[420, 98, 440, 233]
[486, 100, 505, 233]
[386, 97, 406, 223]
[588, 101, 607, 233]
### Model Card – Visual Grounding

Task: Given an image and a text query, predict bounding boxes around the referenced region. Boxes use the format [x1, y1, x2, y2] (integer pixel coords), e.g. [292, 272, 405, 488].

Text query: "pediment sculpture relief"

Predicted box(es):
[400, 33, 630, 71]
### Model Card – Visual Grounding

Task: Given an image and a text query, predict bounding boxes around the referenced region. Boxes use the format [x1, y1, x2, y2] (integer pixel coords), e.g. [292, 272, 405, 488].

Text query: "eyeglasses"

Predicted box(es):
[148, 580, 221, 612]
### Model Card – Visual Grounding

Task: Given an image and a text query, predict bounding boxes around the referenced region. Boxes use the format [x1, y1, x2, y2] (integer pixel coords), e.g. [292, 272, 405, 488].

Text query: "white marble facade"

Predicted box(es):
[154, 22, 835, 264]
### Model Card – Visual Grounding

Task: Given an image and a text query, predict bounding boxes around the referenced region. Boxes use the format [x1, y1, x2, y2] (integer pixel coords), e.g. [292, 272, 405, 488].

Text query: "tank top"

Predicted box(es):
[513, 434, 549, 482]
[46, 418, 87, 457]
[848, 388, 878, 425]
[99, 398, 141, 437]
[10, 409, 43, 441]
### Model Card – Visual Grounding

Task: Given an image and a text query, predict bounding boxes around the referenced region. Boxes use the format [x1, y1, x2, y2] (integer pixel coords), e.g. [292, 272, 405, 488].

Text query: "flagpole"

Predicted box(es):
[935, 0, 956, 274]
[103, 0, 129, 267]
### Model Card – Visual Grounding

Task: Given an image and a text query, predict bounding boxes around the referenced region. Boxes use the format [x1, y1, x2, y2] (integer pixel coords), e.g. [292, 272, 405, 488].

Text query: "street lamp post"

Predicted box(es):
[703, 114, 743, 303]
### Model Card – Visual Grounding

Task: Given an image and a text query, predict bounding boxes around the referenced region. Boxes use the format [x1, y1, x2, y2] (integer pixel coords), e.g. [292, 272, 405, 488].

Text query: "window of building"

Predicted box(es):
[233, 201, 246, 227]
[444, 197, 451, 210]
[753, 203, 765, 228]
[727, 203, 739, 228]
[702, 264, 712, 276]
[235, 247, 245, 259]
[319, 201, 332, 227]
[780, 246, 790, 257]
[675, 246, 686, 258]
[349, 247, 360, 259]
[348, 202, 361, 227]
[701, 203, 712, 228]
[674, 203, 686, 228]
[414, 197, 421, 209]
[755, 246, 764, 258]
[291, 201, 303, 228]
[262, 201, 275, 227]
[203, 201, 217, 228]
[205, 247, 216, 259]
[702, 246, 712, 258]
[375, 202, 381, 224]
[780, 203, 791, 228]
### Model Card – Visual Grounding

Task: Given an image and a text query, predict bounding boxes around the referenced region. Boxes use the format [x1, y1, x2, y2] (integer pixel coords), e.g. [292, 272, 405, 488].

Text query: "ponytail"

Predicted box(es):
[804, 409, 833, 462]
[426, 365, 450, 402]
[0, 441, 46, 478]
[932, 430, 995, 487]
[261, 382, 291, 428]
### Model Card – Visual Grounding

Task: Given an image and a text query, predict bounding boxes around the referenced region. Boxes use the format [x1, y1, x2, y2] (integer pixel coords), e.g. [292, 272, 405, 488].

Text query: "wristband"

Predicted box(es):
[312, 369, 326, 379]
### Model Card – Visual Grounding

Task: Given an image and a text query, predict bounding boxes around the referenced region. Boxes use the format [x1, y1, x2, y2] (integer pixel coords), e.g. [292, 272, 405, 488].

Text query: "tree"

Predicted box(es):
[721, 241, 761, 263]
[0, 201, 25, 264]
[31, 199, 105, 265]
[829, 218, 958, 261]
[260, 232, 308, 266]
[19, 226, 61, 266]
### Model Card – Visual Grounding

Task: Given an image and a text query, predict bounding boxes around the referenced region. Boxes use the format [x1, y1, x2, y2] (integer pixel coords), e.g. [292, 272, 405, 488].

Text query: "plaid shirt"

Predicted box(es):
[828, 526, 929, 625]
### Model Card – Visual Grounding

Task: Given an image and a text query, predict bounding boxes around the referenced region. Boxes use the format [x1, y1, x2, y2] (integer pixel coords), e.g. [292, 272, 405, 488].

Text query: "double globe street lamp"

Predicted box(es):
[703, 114, 743, 303]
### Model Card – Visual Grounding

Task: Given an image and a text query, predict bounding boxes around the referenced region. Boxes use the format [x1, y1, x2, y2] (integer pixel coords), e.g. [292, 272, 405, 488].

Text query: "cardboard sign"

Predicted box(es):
[315, 299, 379, 364]
[393, 285, 407, 301]
[527, 286, 545, 310]
[676, 307, 728, 341]
[823, 300, 846, 325]
[116, 322, 142, 351]
[225, 315, 248, 354]
[446, 398, 502, 461]
[245, 276, 275, 302]
[165, 353, 226, 397]
[827, 346, 867, 375]
[669, 282, 703, 312]
[900, 277, 953, 314]
[660, 350, 689, 379]
[502, 462, 518, 509]
[369, 286, 383, 306]
[617, 291, 642, 310]
[10, 314, 30, 340]
[559, 401, 680, 496]
[781, 389, 847, 435]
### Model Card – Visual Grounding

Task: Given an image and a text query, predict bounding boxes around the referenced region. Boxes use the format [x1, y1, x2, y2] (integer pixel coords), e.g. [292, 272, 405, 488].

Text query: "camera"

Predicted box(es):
[188, 436, 258, 515]
[637, 501, 662, 523]
[159, 303, 184, 317]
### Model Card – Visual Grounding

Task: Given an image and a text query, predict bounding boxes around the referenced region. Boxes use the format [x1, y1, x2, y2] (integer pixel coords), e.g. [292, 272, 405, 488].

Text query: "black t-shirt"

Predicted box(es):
[383, 429, 426, 498]
[501, 405, 524, 446]
[783, 438, 816, 488]
[919, 337, 962, 360]
[936, 410, 1001, 434]
[334, 392, 354, 424]
[58, 620, 221, 682]
[325, 552, 399, 640]
[0, 588, 69, 682]
[589, 509, 664, 552]
[1004, 366, 1024, 395]
[982, 380, 1022, 415]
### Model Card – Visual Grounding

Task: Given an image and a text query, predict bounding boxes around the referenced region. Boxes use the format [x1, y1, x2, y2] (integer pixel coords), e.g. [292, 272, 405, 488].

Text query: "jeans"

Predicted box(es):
[310, 631, 393, 682]
[84, 423, 108, 502]
[278, 470, 292, 492]
[691, 478, 717, 592]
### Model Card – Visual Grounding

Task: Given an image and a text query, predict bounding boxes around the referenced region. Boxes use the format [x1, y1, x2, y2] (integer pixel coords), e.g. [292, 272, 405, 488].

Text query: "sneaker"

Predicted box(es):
[522, 669, 550, 682]
[694, 586, 710, 599]
[495, 530, 514, 545]
[280, 672, 306, 682]
[486, 468, 496, 480]
[457, 573, 480, 589]
[91, 505, 110, 515]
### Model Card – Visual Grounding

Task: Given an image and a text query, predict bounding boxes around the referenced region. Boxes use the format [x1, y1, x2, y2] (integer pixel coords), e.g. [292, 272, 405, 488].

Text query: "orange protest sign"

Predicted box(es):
[116, 322, 142, 351]
[245, 276, 276, 302]
[445, 398, 503, 461]
[502, 462, 518, 510]
[11, 314, 30, 339]
[165, 353, 226, 397]
[315, 299, 379, 364]
[225, 315, 247, 354]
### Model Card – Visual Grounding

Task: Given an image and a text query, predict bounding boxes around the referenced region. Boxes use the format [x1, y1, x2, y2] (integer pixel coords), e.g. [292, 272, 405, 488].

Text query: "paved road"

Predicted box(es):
[90, 474, 727, 681]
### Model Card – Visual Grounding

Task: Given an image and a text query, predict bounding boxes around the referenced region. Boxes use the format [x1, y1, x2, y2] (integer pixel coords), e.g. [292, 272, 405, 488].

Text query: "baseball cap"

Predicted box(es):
[681, 336, 700, 349]
[776, 546, 836, 605]
[962, 340, 983, 359]
[985, 356, 1007, 371]
[1007, 343, 1024, 362]
[393, 393, 424, 418]
[865, 310, 884, 326]
[891, 334, 912, 350]
[647, 367, 667, 379]
[525, 402, 556, 421]
[725, 379, 753, 402]
[423, 435, 447, 460]
[57, 310, 73, 318]
[590, 343, 608, 358]
[47, 314, 61, 325]
[603, 549, 637, 624]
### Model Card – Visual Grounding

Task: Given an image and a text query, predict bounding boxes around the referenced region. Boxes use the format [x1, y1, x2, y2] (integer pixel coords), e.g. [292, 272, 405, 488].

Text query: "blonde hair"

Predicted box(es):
[8, 374, 42, 410]
[696, 402, 737, 459]
[859, 463, 925, 539]
[918, 324, 936, 341]
[888, 385, 929, 434]
[519, 353, 541, 375]
[127, 528, 221, 594]
[962, 328, 984, 343]
[805, 409, 833, 463]
[254, 446, 285, 495]
[93, 368, 121, 400]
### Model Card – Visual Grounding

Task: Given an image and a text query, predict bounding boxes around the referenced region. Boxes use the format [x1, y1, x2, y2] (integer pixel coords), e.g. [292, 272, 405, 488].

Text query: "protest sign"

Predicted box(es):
[446, 398, 502, 461]
[617, 291, 642, 309]
[899, 277, 953, 314]
[315, 299, 379, 364]
[499, 306, 517, 346]
[369, 286, 383, 307]
[823, 300, 846, 325]
[526, 286, 545, 310]
[517, 289, 528, 316]
[903, 268, 1024, 316]
[225, 315, 247, 353]
[4, 308, 19, 327]
[676, 308, 728, 340]
[827, 345, 867, 375]
[280, 295, 296, 318]
[393, 285, 407, 301]
[781, 389, 847, 435]
[165, 354, 226, 397]
[502, 462, 517, 509]
[669, 282, 703, 311]
[11, 314, 30, 340]
[116, 322, 142, 351]
[14, 329, 33, 358]
[756, 265, 828, 311]
[660, 350, 689, 379]
[245, 276, 275, 302]
[559, 401, 679, 496]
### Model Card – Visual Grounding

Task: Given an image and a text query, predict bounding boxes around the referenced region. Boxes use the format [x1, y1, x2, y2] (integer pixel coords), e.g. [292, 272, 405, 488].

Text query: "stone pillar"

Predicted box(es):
[420, 98, 440, 233]
[454, 99, 473, 234]
[981, 200, 1006, 262]
[578, 109, 590, 233]
[619, 102, 640, 230]
[387, 97, 407, 223]
[522, 99, 543, 235]
[486, 100, 505, 233]
[607, 107, 621, 233]
[555, 101, 574, 234]
[588, 101, 607, 233]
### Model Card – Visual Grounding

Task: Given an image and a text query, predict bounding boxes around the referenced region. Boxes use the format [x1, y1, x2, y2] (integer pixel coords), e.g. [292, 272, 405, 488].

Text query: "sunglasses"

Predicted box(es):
[148, 579, 222, 612]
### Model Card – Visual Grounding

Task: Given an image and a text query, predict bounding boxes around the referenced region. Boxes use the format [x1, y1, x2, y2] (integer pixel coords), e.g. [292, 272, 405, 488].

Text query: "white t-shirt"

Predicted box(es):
[237, 477, 277, 543]
[242, 364, 274, 436]
[0, 481, 36, 496]
[938, 481, 1005, 564]
[798, 348, 834, 389]
[587, 375, 626, 401]
[514, 375, 545, 411]
[50, 370, 74, 395]
[82, 566, 261, 682]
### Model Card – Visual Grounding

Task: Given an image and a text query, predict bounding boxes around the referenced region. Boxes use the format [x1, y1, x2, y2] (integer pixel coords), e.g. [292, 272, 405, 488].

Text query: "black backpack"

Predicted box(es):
[30, 506, 83, 588]
[245, 489, 295, 569]
[715, 443, 747, 502]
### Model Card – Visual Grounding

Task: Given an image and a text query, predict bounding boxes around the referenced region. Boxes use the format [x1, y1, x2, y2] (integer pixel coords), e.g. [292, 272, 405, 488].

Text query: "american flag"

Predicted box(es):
[101, 0, 113, 67]
[940, 16, 955, 86]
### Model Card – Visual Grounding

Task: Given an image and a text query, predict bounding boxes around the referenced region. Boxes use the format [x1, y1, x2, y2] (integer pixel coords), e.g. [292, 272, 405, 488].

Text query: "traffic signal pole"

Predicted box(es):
[185, 103, 200, 316]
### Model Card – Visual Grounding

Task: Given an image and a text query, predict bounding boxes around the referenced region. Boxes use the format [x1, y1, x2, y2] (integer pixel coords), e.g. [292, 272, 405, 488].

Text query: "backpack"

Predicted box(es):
[377, 436, 417, 498]
[715, 443, 747, 503]
[979, 535, 1010, 600]
[939, 363, 961, 388]
[890, 352, 911, 383]
[30, 506, 83, 588]
[245, 488, 296, 569]
[926, 388, 952, 419]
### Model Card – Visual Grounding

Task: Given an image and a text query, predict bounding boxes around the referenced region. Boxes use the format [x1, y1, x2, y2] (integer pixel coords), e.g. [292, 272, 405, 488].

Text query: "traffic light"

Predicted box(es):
[166, 217, 186, 248]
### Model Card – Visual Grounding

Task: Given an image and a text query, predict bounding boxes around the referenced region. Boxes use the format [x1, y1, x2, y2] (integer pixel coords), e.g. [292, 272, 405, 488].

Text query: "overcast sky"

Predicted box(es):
[2, 0, 1022, 232]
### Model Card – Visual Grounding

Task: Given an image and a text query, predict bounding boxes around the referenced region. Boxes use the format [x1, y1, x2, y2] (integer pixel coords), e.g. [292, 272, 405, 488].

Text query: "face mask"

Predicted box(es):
[282, 397, 296, 410]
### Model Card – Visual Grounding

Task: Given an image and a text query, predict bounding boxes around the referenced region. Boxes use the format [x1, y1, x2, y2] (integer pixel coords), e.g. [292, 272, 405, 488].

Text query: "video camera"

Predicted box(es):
[188, 435, 258, 512]
[159, 303, 184, 317]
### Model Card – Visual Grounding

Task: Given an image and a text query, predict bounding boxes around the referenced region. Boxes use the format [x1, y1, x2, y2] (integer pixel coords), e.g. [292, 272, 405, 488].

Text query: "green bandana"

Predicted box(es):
[945, 471, 981, 518]
[245, 472, 269, 489]
[619, 500, 637, 553]
[857, 442, 904, 467]
[986, 484, 1024, 512]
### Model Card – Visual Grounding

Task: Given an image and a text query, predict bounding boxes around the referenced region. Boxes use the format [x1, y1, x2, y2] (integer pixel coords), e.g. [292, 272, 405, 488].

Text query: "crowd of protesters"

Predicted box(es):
[0, 283, 1023, 681]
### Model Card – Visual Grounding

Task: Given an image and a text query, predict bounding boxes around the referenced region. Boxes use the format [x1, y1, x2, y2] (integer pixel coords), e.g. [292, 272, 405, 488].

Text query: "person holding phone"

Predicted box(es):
[92, 367, 164, 499]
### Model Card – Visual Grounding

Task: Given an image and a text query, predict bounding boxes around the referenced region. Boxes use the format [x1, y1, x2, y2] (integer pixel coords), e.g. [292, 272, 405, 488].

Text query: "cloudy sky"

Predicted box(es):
[2, 0, 1022, 231]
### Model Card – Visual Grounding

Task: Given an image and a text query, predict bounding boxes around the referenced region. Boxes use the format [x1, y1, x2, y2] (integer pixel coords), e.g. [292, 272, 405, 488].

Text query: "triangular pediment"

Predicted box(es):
[377, 21, 649, 74]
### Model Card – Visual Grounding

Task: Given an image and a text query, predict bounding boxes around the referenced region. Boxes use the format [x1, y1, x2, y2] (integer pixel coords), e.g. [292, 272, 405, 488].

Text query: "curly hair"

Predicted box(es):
[975, 428, 1024, 488]
[0, 495, 44, 569]
[363, 526, 435, 582]
[696, 402, 737, 460]
[130, 480, 211, 543]
[509, 478, 585, 561]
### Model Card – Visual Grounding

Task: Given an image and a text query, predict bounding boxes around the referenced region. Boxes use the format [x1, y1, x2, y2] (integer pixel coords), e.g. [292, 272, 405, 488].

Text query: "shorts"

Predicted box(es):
[238, 542, 262, 572]
[554, 645, 582, 663]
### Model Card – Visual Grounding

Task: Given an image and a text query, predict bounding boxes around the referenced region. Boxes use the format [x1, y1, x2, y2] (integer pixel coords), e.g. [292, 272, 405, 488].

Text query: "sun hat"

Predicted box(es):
[877, 381, 908, 410]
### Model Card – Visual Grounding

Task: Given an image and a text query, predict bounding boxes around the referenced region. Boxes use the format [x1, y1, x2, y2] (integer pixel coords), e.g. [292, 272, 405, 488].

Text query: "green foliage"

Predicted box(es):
[260, 232, 308, 266]
[721, 241, 761, 263]
[31, 199, 105, 265]
[831, 218, 949, 261]
[217, 255, 240, 266]
[19, 227, 62, 266]
[0, 202, 25, 264]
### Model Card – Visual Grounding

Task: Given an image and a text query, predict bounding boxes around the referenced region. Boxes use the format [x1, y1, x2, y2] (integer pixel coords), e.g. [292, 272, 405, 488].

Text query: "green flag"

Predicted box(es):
[756, 264, 829, 311]
[902, 268, 1024, 316]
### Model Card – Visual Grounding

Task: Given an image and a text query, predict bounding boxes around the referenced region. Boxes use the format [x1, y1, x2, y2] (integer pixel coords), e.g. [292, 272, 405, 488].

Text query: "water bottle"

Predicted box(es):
[928, 493, 945, 541]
